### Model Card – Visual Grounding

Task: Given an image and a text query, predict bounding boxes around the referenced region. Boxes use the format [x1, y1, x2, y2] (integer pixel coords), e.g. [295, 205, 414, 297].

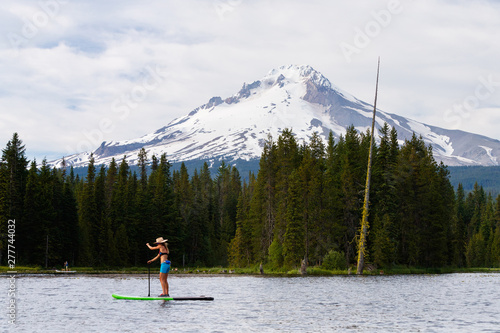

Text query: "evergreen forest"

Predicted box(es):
[1, 125, 500, 270]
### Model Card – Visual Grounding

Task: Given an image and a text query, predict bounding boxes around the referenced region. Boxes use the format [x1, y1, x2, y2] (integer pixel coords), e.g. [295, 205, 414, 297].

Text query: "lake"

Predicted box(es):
[2, 273, 499, 332]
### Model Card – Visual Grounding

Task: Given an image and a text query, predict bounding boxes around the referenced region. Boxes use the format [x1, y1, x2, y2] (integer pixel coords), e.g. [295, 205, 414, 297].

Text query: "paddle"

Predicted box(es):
[148, 263, 151, 297]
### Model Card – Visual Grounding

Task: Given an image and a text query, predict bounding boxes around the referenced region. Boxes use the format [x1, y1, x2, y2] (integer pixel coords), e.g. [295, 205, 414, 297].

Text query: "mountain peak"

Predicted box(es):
[220, 64, 336, 107]
[50, 65, 500, 168]
[265, 64, 332, 90]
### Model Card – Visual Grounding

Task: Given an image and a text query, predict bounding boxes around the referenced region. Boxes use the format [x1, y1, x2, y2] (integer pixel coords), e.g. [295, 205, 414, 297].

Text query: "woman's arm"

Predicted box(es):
[148, 254, 160, 264]
[146, 243, 160, 250]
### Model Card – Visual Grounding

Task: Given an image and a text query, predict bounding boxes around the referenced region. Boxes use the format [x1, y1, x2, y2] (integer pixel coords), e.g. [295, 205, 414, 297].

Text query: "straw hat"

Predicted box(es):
[155, 237, 168, 244]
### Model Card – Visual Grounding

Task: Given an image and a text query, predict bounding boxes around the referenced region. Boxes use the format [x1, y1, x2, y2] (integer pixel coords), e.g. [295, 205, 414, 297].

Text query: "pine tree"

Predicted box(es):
[137, 148, 148, 190]
[78, 154, 97, 266]
[372, 214, 394, 268]
[480, 195, 495, 266]
[297, 132, 325, 266]
[115, 223, 130, 266]
[466, 232, 485, 267]
[426, 162, 454, 267]
[215, 161, 232, 244]
[453, 183, 467, 267]
[149, 154, 178, 263]
[283, 170, 305, 268]
[126, 170, 138, 265]
[136, 150, 151, 250]
[491, 197, 500, 267]
[99, 158, 119, 266]
[336, 127, 364, 266]
[188, 169, 209, 265]
[0, 133, 29, 264]
[491, 226, 500, 267]
[251, 134, 277, 261]
[94, 166, 107, 266]
[1, 133, 29, 219]
[228, 173, 256, 267]
[38, 160, 58, 267]
[19, 160, 40, 264]
[174, 163, 196, 264]
[394, 134, 427, 265]
[274, 129, 301, 255]
[322, 132, 344, 265]
[199, 162, 216, 265]
[495, 195, 500, 228]
[467, 183, 486, 239]
[372, 123, 398, 219]
[58, 169, 78, 267]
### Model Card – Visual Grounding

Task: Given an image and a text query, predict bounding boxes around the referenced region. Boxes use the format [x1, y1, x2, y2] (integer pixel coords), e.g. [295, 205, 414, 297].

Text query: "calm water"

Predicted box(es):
[1, 273, 499, 332]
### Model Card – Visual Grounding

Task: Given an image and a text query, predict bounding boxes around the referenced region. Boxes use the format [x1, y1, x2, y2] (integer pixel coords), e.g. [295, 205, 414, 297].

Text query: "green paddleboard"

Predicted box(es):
[112, 294, 214, 301]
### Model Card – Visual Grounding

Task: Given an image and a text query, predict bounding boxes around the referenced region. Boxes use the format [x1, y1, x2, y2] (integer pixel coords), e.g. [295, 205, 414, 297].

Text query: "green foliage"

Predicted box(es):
[268, 238, 283, 269]
[372, 214, 394, 268]
[2, 128, 500, 271]
[321, 249, 346, 270]
[228, 173, 256, 267]
[448, 166, 500, 197]
[491, 227, 500, 267]
[282, 171, 305, 268]
[466, 232, 486, 267]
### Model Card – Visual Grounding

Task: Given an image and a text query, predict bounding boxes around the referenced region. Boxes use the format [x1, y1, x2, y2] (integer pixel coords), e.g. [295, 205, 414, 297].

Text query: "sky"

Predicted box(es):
[1, 0, 499, 162]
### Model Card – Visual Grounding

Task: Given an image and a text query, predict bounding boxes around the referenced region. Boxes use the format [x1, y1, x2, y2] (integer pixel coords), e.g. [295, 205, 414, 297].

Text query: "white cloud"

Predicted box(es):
[0, 0, 499, 162]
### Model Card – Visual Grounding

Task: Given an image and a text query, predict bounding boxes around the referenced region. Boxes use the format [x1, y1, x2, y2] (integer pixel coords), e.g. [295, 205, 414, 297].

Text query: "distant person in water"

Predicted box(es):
[64, 261, 69, 271]
[147, 237, 171, 297]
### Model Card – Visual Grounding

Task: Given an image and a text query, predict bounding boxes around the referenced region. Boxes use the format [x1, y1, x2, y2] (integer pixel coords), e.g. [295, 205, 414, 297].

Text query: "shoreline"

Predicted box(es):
[1, 266, 499, 276]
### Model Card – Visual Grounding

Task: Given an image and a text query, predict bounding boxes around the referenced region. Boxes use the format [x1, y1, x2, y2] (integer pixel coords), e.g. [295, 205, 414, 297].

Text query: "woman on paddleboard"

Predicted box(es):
[147, 237, 171, 297]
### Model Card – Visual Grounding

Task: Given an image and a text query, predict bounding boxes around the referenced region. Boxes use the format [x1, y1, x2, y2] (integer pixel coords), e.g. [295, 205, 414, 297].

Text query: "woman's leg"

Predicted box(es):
[159, 273, 166, 295]
[159, 272, 168, 295]
[164, 273, 169, 295]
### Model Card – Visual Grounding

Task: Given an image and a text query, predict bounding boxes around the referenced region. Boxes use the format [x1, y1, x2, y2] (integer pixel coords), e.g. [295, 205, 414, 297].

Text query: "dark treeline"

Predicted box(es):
[1, 127, 499, 269]
[448, 165, 500, 197]
[227, 126, 500, 269]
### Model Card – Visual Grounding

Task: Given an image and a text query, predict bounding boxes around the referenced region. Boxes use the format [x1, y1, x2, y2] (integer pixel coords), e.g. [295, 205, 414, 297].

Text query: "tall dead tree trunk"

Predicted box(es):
[356, 58, 380, 275]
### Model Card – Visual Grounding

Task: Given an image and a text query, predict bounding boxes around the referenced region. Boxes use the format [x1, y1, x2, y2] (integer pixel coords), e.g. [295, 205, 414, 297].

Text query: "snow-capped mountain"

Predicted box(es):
[51, 65, 500, 168]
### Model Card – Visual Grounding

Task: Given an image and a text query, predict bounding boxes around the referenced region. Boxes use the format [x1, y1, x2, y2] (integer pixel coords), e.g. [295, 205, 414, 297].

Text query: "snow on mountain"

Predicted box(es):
[51, 65, 500, 168]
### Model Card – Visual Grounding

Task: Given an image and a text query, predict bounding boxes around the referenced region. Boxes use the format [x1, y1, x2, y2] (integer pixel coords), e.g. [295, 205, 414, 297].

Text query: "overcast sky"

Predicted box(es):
[1, 0, 499, 162]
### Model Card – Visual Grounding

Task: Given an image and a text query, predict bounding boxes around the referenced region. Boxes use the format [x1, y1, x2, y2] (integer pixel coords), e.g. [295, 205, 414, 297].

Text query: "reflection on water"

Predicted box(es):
[1, 273, 499, 332]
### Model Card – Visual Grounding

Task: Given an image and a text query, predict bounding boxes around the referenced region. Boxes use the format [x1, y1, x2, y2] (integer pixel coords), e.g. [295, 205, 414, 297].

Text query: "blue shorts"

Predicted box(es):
[160, 261, 171, 274]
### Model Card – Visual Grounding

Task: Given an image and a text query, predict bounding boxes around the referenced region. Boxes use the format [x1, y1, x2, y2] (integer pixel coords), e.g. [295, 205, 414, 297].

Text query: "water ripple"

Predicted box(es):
[1, 273, 499, 332]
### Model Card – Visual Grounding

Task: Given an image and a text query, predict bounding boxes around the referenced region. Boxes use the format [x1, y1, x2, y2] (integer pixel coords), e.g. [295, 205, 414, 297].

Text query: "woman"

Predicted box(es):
[147, 237, 171, 297]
